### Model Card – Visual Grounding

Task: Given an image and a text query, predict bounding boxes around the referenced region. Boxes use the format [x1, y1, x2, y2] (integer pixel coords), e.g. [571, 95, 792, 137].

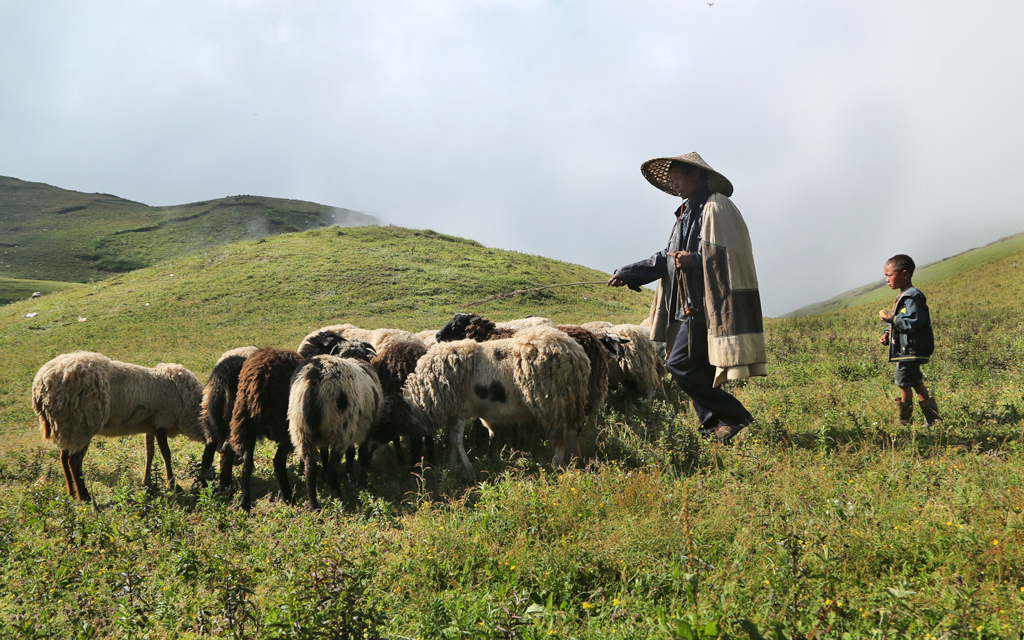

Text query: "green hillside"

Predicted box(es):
[0, 175, 380, 284]
[783, 230, 1024, 317]
[1, 225, 1022, 638]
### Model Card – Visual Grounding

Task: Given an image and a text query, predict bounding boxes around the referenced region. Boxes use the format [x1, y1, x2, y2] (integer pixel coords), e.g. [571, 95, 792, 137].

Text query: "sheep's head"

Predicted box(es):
[599, 333, 629, 362]
[299, 329, 348, 357]
[436, 313, 482, 342]
[334, 340, 376, 363]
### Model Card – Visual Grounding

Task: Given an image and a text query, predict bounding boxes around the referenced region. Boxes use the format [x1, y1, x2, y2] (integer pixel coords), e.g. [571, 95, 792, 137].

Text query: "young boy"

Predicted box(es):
[878, 254, 941, 425]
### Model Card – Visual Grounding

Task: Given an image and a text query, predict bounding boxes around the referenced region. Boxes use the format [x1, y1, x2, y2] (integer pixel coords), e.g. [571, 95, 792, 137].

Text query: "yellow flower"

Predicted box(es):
[581, 602, 592, 610]
[992, 539, 999, 546]
[612, 599, 621, 606]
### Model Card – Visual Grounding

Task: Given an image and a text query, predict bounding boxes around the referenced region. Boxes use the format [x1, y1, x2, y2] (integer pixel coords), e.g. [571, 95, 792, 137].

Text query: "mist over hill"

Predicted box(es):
[0, 175, 381, 285]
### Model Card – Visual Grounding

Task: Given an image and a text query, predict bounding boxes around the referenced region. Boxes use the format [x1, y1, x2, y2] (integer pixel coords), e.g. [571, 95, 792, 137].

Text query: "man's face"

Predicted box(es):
[668, 164, 701, 199]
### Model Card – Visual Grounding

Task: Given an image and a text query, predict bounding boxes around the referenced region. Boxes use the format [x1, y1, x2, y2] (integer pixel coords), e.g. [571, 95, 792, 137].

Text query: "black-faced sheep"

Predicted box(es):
[287, 341, 383, 509]
[582, 322, 667, 399]
[436, 313, 518, 343]
[228, 333, 347, 511]
[31, 351, 204, 502]
[403, 324, 591, 480]
[197, 346, 259, 487]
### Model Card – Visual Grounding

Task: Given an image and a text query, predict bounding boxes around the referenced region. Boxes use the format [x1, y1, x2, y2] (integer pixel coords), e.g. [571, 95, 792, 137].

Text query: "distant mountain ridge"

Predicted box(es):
[783, 230, 1024, 317]
[0, 175, 381, 286]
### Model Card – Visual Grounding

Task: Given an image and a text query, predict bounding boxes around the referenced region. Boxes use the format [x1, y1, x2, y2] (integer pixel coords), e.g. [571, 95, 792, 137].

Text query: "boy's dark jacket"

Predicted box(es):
[884, 286, 934, 362]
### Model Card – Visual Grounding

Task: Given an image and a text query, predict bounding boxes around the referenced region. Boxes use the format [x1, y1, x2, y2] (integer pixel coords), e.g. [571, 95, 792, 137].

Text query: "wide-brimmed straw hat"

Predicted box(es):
[641, 152, 734, 198]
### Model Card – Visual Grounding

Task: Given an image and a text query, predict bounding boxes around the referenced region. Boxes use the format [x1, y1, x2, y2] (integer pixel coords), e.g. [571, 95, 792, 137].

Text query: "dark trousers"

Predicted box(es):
[667, 319, 753, 430]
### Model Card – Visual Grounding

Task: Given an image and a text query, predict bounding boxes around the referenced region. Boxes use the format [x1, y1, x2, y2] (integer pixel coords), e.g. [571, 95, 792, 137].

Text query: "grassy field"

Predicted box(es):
[1, 226, 1022, 639]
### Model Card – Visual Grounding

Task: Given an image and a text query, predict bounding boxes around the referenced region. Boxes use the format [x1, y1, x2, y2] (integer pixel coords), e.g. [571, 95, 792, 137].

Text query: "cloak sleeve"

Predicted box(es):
[700, 193, 768, 387]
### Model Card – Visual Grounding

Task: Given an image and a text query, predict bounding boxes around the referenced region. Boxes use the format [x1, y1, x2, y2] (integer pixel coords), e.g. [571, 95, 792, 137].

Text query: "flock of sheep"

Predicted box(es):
[31, 313, 666, 510]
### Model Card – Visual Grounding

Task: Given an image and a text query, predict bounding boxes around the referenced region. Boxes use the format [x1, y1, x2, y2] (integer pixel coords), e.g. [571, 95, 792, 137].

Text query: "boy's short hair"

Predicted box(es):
[887, 254, 916, 275]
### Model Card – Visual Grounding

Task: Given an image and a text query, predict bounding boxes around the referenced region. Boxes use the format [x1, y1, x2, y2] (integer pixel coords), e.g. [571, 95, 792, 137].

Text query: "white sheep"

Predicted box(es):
[301, 323, 425, 352]
[494, 316, 554, 330]
[31, 351, 204, 502]
[582, 322, 667, 399]
[414, 329, 438, 347]
[287, 343, 383, 509]
[403, 324, 591, 480]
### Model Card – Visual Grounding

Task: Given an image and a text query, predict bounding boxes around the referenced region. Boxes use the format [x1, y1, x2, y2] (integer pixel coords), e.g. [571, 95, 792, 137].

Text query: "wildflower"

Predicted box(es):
[581, 602, 592, 610]
[992, 539, 999, 546]
[612, 599, 621, 606]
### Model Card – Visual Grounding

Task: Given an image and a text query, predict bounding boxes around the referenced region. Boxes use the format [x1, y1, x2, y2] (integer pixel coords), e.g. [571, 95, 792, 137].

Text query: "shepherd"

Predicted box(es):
[607, 152, 766, 443]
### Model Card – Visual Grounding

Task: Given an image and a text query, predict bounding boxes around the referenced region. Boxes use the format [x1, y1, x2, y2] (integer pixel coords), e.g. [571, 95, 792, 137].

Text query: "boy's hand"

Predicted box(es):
[878, 309, 893, 323]
[879, 333, 890, 345]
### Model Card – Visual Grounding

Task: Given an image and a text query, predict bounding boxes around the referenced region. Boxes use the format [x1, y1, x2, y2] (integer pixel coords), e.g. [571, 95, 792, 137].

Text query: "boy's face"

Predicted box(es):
[883, 263, 912, 290]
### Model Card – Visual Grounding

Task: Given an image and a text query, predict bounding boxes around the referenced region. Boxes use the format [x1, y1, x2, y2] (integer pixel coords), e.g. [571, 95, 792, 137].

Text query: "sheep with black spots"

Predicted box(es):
[197, 346, 259, 487]
[32, 351, 204, 502]
[403, 324, 590, 481]
[436, 313, 625, 419]
[288, 341, 382, 509]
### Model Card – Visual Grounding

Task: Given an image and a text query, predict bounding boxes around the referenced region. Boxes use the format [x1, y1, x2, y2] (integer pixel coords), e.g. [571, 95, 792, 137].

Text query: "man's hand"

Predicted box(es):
[607, 274, 626, 287]
[667, 250, 693, 270]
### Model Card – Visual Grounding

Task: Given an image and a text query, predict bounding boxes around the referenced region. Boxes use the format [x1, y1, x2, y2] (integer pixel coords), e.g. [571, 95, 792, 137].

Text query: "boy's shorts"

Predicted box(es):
[895, 361, 924, 388]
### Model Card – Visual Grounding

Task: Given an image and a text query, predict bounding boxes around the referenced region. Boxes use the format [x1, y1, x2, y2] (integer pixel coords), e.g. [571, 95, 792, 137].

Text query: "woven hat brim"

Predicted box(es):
[641, 153, 734, 198]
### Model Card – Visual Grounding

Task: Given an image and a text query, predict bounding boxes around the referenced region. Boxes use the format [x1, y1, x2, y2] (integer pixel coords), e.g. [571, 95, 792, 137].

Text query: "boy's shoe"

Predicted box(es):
[896, 398, 914, 425]
[919, 397, 941, 426]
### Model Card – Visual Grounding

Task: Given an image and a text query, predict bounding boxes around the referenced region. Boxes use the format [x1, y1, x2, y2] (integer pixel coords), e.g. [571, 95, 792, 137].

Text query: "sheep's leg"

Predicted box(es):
[199, 442, 218, 486]
[218, 444, 235, 491]
[144, 434, 155, 487]
[323, 448, 343, 501]
[155, 430, 176, 491]
[59, 450, 77, 498]
[447, 419, 474, 482]
[424, 434, 436, 467]
[409, 436, 423, 473]
[566, 428, 583, 466]
[238, 437, 257, 511]
[551, 428, 568, 469]
[303, 449, 319, 510]
[273, 442, 293, 505]
[68, 448, 92, 503]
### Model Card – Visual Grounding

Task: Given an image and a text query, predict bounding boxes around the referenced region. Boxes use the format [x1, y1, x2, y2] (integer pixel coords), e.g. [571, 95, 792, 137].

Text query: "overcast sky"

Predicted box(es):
[3, 0, 1023, 316]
